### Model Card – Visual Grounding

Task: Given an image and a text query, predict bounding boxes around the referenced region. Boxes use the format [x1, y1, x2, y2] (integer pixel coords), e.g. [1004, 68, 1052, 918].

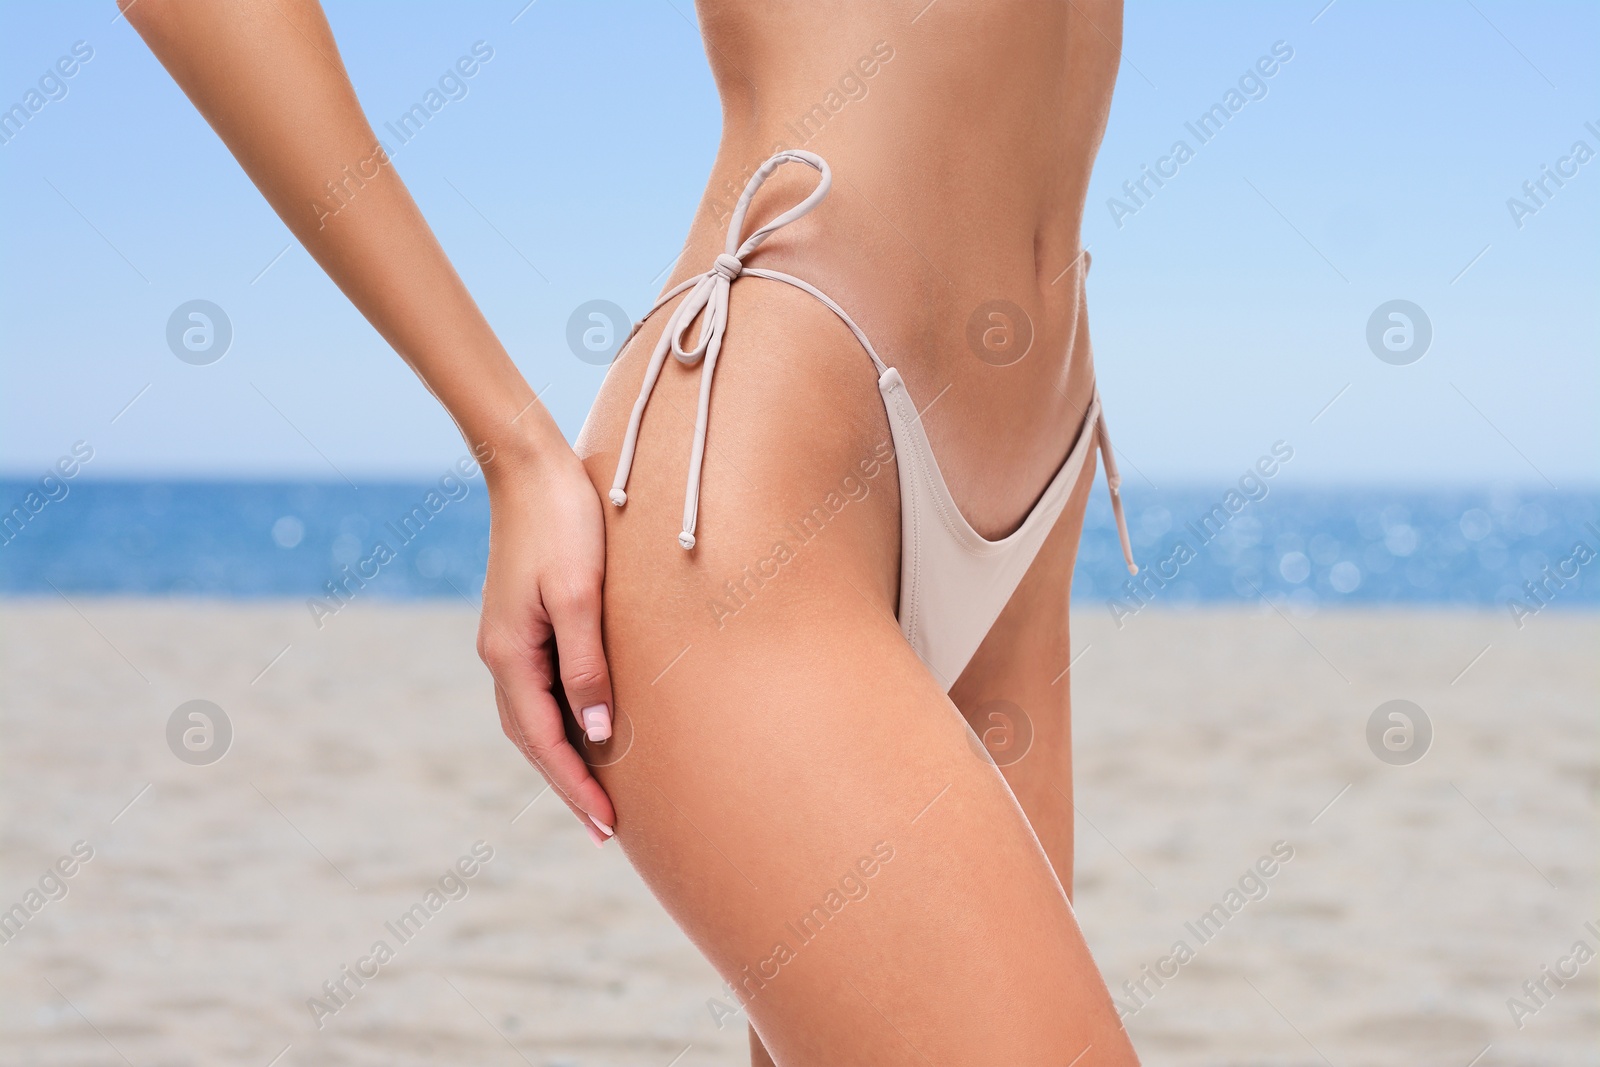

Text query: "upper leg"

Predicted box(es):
[572, 287, 1133, 1064]
[587, 523, 1132, 1064]
[951, 256, 1102, 893]
[950, 447, 1097, 892]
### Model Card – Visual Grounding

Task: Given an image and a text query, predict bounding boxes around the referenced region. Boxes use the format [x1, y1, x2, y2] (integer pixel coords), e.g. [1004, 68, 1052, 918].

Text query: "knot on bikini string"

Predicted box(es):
[665, 254, 745, 370]
[608, 150, 834, 550]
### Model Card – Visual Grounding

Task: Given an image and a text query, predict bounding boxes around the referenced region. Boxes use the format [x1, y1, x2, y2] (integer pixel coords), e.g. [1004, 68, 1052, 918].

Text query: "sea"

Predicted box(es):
[1, 479, 1596, 623]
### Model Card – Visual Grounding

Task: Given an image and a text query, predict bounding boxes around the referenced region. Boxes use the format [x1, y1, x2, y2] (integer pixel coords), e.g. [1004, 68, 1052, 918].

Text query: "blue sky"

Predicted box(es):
[1, 0, 1595, 488]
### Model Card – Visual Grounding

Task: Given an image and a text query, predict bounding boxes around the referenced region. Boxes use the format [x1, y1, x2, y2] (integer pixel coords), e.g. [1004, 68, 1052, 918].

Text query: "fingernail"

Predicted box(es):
[584, 823, 606, 848]
[588, 813, 614, 837]
[582, 703, 612, 743]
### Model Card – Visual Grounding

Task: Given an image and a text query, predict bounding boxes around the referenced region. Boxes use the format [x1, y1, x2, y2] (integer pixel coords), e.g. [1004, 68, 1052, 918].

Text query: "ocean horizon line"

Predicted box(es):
[1, 479, 1594, 613]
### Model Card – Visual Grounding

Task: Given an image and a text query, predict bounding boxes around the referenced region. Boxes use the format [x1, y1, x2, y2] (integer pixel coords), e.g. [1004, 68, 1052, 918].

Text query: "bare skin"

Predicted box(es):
[574, 3, 1132, 1061]
[127, 0, 1136, 1061]
[122, 0, 620, 843]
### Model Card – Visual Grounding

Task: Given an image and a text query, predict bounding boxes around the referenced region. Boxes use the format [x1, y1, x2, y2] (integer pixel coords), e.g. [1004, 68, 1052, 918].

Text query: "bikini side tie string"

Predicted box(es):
[609, 150, 843, 550]
[607, 147, 1134, 575]
[1094, 396, 1139, 575]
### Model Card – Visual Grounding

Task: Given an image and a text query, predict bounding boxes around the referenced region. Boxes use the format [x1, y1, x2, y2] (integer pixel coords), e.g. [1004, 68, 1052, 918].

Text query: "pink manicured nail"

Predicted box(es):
[581, 703, 612, 743]
[588, 813, 615, 837]
[584, 823, 606, 848]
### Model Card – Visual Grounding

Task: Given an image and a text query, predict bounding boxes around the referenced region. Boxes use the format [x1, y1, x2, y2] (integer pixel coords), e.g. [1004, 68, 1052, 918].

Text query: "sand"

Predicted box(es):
[1, 599, 1593, 1066]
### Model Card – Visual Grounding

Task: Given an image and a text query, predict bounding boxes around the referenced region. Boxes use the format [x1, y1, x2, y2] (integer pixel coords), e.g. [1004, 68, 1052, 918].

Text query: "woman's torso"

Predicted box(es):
[573, 1, 1126, 891]
[666, 0, 1124, 538]
[577, 0, 1123, 580]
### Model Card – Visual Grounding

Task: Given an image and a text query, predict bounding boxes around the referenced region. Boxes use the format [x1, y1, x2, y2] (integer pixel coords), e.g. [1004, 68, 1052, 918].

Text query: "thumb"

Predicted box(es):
[546, 579, 614, 744]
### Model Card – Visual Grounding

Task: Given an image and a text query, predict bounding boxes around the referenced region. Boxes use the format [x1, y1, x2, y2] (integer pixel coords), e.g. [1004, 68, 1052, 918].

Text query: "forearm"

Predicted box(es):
[122, 0, 555, 468]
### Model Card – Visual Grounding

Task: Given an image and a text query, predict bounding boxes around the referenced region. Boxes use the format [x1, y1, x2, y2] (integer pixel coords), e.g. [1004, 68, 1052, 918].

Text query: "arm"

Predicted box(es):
[122, 0, 617, 841]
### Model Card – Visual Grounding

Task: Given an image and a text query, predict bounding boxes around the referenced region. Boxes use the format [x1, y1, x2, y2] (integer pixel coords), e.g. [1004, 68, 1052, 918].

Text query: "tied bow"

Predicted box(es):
[609, 150, 835, 550]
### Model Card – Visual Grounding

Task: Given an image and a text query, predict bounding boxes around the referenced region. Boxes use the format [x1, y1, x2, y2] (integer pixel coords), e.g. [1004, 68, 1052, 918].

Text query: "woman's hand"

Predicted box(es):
[478, 440, 618, 846]
[120, 1, 621, 844]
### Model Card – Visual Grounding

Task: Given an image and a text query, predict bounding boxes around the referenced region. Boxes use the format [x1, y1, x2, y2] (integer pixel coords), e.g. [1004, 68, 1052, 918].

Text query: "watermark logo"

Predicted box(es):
[0, 40, 94, 148]
[0, 440, 94, 548]
[166, 699, 232, 766]
[705, 40, 896, 221]
[1507, 920, 1600, 1030]
[306, 451, 489, 629]
[1365, 699, 1431, 766]
[312, 42, 496, 230]
[706, 841, 895, 1028]
[1107, 441, 1294, 627]
[166, 300, 232, 365]
[1107, 41, 1295, 229]
[306, 841, 494, 1029]
[1365, 299, 1431, 366]
[1115, 840, 1295, 1018]
[965, 300, 1033, 367]
[1507, 521, 1599, 629]
[965, 699, 1034, 767]
[377, 42, 494, 152]
[0, 841, 94, 947]
[707, 440, 895, 630]
[1506, 122, 1598, 231]
[566, 300, 632, 365]
[575, 705, 633, 768]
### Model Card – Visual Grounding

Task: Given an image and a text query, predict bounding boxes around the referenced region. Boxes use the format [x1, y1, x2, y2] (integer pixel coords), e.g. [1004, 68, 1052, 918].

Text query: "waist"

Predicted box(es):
[670, 1, 1120, 373]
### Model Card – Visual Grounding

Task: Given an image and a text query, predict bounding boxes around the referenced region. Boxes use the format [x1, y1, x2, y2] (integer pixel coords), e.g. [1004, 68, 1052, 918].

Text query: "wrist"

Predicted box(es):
[471, 404, 578, 494]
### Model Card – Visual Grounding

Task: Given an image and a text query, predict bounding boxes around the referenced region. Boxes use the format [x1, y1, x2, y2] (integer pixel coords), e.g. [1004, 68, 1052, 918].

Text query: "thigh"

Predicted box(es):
[950, 259, 1103, 895]
[573, 286, 1134, 1064]
[950, 449, 1097, 892]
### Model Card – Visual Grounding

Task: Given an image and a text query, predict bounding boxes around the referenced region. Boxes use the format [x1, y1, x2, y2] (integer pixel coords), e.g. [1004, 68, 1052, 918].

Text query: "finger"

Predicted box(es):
[493, 680, 612, 842]
[545, 578, 615, 744]
[479, 610, 618, 834]
[490, 666, 617, 838]
[493, 681, 584, 823]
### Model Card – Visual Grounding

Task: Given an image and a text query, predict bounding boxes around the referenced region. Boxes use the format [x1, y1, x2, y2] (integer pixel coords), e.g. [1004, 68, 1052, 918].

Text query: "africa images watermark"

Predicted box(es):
[306, 841, 495, 1029]
[705, 841, 896, 1029]
[1107, 40, 1295, 230]
[1106, 441, 1295, 628]
[706, 439, 896, 629]
[1505, 119, 1599, 231]
[306, 448, 491, 629]
[0, 40, 94, 147]
[1506, 520, 1599, 630]
[1114, 840, 1295, 1019]
[0, 841, 95, 948]
[312, 41, 496, 229]
[0, 440, 95, 548]
[705, 39, 895, 223]
[1505, 920, 1600, 1031]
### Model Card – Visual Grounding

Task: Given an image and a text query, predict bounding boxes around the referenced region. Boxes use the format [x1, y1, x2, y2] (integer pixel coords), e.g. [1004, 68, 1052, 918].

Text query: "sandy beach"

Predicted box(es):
[1, 600, 1593, 1066]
